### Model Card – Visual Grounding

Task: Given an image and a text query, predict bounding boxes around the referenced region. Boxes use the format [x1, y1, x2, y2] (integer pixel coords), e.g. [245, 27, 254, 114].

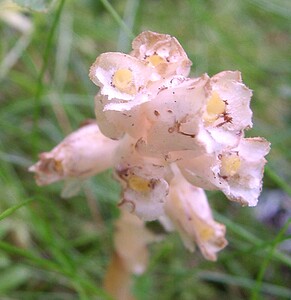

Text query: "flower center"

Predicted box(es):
[203, 92, 226, 124]
[128, 175, 152, 192]
[53, 159, 63, 173]
[220, 154, 241, 177]
[199, 226, 214, 241]
[112, 68, 136, 94]
[146, 54, 165, 67]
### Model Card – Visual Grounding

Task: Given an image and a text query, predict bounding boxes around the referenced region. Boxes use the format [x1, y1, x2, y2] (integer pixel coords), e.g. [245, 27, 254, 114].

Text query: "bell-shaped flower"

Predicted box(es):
[89, 52, 158, 140]
[89, 52, 154, 105]
[178, 137, 270, 206]
[135, 74, 215, 159]
[115, 136, 171, 221]
[29, 122, 119, 196]
[218, 137, 270, 206]
[131, 31, 192, 78]
[203, 71, 253, 149]
[163, 165, 227, 261]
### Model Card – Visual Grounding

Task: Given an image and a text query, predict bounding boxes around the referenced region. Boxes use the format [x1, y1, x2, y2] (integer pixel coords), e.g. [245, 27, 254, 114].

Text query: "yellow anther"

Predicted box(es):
[207, 92, 226, 115]
[200, 226, 214, 241]
[220, 154, 241, 177]
[203, 92, 226, 124]
[128, 175, 151, 192]
[112, 68, 136, 94]
[54, 160, 63, 173]
[146, 54, 165, 67]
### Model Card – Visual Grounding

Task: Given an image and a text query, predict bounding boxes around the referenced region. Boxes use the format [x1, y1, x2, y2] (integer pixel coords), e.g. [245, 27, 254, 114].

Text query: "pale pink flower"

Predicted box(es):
[115, 136, 171, 221]
[89, 52, 153, 103]
[163, 165, 227, 261]
[178, 137, 270, 206]
[135, 75, 215, 159]
[131, 31, 192, 78]
[94, 92, 151, 140]
[29, 122, 119, 197]
[203, 71, 253, 149]
[30, 31, 271, 263]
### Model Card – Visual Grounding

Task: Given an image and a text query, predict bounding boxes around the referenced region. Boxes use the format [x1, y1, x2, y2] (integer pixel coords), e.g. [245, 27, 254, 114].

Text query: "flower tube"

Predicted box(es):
[29, 121, 119, 196]
[164, 165, 227, 261]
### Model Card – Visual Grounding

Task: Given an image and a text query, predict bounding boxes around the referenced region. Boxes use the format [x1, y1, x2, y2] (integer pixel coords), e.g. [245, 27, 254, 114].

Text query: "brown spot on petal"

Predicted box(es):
[154, 110, 160, 116]
[168, 127, 175, 133]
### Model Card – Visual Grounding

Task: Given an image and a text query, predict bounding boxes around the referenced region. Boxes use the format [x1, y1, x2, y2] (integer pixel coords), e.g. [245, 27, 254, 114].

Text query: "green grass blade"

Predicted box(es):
[33, 0, 66, 149]
[251, 218, 291, 300]
[0, 198, 35, 222]
[99, 0, 134, 39]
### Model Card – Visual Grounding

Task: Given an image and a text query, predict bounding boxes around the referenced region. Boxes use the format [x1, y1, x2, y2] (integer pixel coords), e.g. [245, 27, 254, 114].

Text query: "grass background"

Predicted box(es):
[0, 0, 291, 299]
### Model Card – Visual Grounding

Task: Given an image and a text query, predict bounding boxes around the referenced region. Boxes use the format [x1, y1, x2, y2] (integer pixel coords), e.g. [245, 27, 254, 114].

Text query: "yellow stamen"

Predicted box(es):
[128, 175, 151, 192]
[54, 160, 63, 173]
[220, 154, 241, 177]
[199, 226, 214, 241]
[112, 68, 136, 94]
[203, 92, 226, 123]
[146, 54, 165, 67]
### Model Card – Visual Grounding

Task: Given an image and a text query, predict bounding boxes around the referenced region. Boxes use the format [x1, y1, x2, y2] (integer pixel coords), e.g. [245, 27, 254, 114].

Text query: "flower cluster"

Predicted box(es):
[30, 31, 270, 262]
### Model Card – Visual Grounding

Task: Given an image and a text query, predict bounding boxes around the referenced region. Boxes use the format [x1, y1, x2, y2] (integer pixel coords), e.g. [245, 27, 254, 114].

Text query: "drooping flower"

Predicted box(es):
[114, 135, 171, 221]
[163, 165, 227, 261]
[29, 121, 119, 197]
[177, 137, 270, 206]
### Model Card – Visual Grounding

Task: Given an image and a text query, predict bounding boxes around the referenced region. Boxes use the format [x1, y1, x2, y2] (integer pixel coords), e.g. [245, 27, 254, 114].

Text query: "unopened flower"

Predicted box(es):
[29, 121, 119, 196]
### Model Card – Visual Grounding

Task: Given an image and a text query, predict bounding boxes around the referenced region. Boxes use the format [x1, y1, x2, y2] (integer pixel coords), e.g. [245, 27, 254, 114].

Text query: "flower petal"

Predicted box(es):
[136, 75, 214, 158]
[95, 93, 152, 140]
[177, 137, 270, 206]
[203, 71, 253, 148]
[131, 31, 192, 78]
[29, 122, 119, 186]
[115, 136, 171, 221]
[164, 165, 227, 261]
[89, 52, 153, 101]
